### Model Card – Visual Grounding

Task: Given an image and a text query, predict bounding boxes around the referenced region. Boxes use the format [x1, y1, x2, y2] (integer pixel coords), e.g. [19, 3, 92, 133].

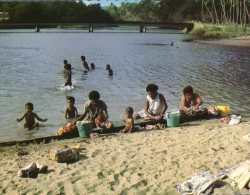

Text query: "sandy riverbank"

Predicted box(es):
[0, 118, 249, 194]
[194, 35, 250, 47]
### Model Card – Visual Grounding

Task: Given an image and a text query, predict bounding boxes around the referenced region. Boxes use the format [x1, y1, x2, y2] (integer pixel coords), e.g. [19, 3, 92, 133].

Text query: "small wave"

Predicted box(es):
[58, 85, 74, 91]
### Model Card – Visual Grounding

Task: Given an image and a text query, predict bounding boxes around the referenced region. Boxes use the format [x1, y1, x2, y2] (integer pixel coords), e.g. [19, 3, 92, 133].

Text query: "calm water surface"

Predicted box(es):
[0, 29, 249, 142]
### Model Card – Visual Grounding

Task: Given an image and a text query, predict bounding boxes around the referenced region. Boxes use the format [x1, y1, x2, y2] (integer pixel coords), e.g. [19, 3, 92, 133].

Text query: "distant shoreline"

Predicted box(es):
[194, 35, 250, 47]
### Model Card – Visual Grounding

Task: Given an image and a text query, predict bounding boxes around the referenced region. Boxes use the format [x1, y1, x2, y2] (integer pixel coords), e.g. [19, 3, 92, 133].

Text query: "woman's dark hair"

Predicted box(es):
[89, 90, 100, 101]
[146, 84, 158, 93]
[183, 86, 193, 95]
[25, 102, 34, 110]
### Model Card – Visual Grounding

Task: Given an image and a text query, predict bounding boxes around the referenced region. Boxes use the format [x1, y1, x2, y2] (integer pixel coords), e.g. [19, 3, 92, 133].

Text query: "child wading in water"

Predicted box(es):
[81, 56, 90, 73]
[65, 96, 78, 119]
[122, 107, 134, 133]
[106, 64, 113, 76]
[16, 102, 48, 130]
[64, 63, 72, 87]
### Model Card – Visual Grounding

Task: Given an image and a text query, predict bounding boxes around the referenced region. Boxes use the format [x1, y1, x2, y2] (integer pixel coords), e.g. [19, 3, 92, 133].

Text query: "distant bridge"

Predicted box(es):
[0, 21, 194, 33]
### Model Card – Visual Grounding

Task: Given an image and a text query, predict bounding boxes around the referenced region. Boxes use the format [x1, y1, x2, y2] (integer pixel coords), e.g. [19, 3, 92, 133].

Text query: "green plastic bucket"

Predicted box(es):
[166, 112, 180, 127]
[76, 121, 93, 137]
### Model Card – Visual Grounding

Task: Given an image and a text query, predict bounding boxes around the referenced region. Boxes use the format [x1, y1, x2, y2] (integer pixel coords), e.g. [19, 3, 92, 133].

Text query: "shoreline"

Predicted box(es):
[0, 118, 249, 194]
[193, 35, 250, 47]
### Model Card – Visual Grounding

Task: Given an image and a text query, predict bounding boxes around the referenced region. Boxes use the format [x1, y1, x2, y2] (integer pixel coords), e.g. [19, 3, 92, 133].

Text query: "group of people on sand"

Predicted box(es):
[63, 56, 113, 87]
[17, 81, 203, 133]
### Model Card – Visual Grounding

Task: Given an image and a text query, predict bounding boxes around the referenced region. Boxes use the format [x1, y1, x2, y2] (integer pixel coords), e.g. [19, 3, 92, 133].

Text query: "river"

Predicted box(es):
[0, 28, 249, 142]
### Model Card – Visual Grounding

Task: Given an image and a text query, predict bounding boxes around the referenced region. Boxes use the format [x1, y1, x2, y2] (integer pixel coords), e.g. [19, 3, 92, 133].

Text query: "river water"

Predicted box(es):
[0, 28, 249, 142]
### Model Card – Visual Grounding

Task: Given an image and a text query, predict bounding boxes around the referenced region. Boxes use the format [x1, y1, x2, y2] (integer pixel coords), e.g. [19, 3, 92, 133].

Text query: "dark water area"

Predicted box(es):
[0, 28, 249, 142]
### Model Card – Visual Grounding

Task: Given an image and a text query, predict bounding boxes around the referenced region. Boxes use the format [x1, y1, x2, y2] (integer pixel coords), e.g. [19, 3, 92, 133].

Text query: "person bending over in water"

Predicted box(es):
[135, 84, 168, 122]
[65, 96, 78, 119]
[73, 90, 113, 129]
[122, 107, 134, 133]
[179, 85, 203, 113]
[17, 102, 47, 130]
[106, 64, 113, 76]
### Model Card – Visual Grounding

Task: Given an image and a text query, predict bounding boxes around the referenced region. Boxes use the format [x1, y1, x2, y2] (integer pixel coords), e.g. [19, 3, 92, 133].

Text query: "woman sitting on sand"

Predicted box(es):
[73, 90, 113, 129]
[179, 85, 203, 113]
[135, 84, 168, 123]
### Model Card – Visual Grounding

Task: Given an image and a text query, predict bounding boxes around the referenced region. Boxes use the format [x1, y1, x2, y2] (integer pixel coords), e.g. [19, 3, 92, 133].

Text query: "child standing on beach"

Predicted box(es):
[16, 102, 48, 130]
[122, 107, 134, 133]
[65, 96, 78, 119]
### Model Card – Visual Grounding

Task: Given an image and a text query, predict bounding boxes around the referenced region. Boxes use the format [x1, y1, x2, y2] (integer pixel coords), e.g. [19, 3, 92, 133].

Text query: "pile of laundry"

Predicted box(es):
[219, 115, 242, 125]
[17, 144, 84, 179]
[175, 159, 250, 194]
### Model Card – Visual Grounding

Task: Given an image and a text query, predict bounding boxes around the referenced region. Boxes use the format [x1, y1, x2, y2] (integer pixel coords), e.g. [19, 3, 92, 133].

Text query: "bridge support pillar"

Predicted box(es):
[139, 25, 146, 33]
[89, 25, 94, 32]
[35, 25, 40, 32]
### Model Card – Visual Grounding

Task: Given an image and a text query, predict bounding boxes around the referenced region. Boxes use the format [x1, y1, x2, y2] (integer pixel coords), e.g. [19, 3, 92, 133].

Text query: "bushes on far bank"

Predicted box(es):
[190, 22, 250, 39]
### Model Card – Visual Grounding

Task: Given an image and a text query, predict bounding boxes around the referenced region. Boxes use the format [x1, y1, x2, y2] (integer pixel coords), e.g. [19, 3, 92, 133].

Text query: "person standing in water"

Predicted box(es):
[106, 64, 113, 76]
[81, 56, 90, 73]
[64, 63, 72, 87]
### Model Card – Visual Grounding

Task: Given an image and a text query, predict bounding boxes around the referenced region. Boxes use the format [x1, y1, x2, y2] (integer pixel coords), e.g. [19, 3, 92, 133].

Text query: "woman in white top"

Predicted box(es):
[135, 84, 168, 122]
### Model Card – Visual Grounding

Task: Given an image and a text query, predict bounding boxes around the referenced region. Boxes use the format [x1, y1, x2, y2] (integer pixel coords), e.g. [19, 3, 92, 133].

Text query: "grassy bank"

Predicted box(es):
[190, 22, 250, 39]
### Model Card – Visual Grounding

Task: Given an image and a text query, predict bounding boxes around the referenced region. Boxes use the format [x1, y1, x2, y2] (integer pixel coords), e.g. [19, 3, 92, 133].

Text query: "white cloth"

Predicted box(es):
[228, 115, 241, 125]
[139, 93, 164, 117]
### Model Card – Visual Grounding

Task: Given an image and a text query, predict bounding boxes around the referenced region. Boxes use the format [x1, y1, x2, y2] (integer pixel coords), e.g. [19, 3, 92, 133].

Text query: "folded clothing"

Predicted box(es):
[18, 162, 48, 178]
[228, 115, 241, 125]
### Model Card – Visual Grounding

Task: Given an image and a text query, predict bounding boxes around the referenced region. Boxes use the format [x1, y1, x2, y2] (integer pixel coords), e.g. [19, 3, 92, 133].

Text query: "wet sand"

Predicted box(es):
[195, 35, 250, 47]
[0, 118, 249, 194]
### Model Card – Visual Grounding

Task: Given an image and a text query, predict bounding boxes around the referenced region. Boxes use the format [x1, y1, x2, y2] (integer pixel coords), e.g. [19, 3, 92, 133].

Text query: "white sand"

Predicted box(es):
[0, 118, 249, 194]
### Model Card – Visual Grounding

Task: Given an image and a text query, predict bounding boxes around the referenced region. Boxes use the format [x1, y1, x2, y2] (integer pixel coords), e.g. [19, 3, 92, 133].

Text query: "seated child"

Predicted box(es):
[16, 102, 48, 130]
[122, 107, 134, 133]
[65, 96, 78, 119]
[179, 86, 203, 114]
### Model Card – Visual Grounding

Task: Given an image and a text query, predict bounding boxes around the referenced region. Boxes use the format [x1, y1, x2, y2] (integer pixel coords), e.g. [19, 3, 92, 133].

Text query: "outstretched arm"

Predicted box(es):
[35, 113, 48, 122]
[16, 114, 25, 122]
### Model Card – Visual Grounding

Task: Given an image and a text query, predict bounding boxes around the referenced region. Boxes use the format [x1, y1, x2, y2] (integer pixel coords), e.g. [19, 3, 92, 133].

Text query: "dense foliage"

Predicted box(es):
[107, 0, 250, 26]
[0, 0, 249, 27]
[0, 1, 113, 22]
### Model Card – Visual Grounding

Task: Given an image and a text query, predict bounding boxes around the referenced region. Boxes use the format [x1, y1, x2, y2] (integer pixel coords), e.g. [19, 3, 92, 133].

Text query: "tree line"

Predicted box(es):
[107, 0, 250, 27]
[0, 0, 249, 27]
[0, 1, 113, 23]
